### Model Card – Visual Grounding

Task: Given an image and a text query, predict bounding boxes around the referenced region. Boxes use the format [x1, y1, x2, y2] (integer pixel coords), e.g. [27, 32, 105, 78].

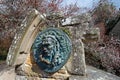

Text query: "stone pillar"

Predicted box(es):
[66, 26, 86, 76]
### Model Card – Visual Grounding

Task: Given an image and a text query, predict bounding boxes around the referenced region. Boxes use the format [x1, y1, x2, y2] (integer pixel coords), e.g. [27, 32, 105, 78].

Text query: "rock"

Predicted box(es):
[15, 53, 42, 77]
[51, 66, 70, 80]
[0, 67, 15, 80]
[1, 64, 120, 80]
[68, 66, 120, 80]
[57, 66, 67, 74]
[66, 27, 86, 76]
[15, 75, 56, 80]
[15, 75, 41, 80]
[82, 28, 100, 43]
[83, 28, 101, 68]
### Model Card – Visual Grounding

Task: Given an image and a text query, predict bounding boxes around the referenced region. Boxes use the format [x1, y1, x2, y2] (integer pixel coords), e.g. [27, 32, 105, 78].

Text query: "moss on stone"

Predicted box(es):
[60, 27, 71, 37]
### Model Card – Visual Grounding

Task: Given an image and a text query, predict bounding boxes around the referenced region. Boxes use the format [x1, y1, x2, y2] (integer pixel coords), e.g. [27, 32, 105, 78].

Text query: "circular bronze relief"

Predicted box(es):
[32, 28, 72, 73]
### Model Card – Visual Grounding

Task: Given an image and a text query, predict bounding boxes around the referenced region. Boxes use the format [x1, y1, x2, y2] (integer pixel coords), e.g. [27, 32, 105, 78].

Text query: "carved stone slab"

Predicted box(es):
[66, 27, 86, 76]
[6, 9, 45, 66]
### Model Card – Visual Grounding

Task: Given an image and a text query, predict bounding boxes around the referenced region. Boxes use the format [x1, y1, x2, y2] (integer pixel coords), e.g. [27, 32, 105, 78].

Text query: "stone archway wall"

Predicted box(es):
[6, 9, 46, 66]
[6, 9, 70, 79]
[6, 10, 89, 79]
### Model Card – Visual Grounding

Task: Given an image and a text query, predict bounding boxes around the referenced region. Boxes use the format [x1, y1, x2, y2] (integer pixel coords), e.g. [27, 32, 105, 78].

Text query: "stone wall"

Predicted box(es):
[1, 9, 119, 80]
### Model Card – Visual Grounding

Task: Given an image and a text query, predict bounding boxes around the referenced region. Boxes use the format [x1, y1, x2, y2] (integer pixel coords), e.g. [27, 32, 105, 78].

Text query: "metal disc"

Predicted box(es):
[32, 28, 72, 73]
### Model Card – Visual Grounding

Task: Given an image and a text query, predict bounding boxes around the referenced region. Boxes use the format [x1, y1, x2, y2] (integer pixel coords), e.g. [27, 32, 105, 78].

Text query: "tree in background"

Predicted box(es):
[92, 0, 116, 38]
[93, 0, 116, 23]
[89, 0, 120, 76]
[0, 0, 79, 38]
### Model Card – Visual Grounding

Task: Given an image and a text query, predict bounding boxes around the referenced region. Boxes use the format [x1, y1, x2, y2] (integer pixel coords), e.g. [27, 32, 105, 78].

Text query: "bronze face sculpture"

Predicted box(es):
[32, 28, 72, 73]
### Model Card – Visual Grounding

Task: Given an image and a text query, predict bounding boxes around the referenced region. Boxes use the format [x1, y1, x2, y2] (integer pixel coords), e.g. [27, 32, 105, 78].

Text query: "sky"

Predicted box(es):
[111, 0, 120, 9]
[64, 0, 120, 9]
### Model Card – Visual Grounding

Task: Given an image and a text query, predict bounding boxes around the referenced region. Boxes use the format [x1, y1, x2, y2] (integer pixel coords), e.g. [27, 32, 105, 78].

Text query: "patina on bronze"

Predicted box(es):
[32, 28, 72, 73]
